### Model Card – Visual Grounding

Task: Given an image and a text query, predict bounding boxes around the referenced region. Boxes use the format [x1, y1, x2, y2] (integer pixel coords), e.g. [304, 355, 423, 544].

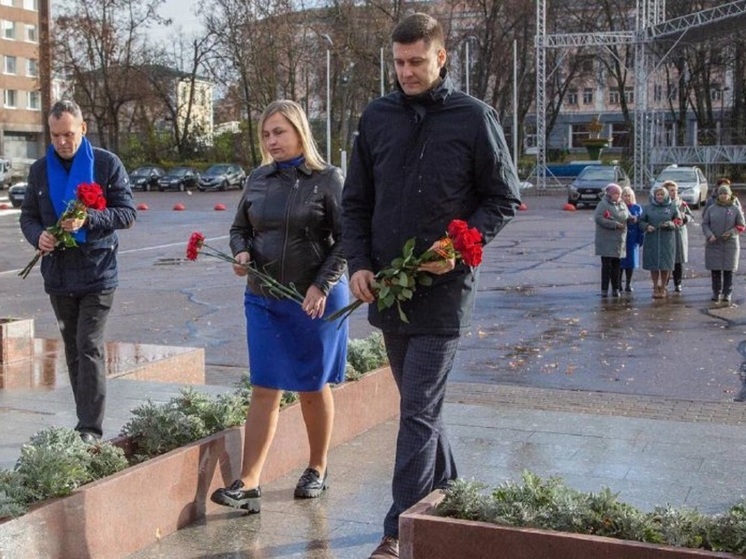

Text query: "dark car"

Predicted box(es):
[8, 182, 26, 208]
[197, 164, 245, 191]
[157, 167, 199, 192]
[566, 165, 631, 208]
[129, 166, 165, 192]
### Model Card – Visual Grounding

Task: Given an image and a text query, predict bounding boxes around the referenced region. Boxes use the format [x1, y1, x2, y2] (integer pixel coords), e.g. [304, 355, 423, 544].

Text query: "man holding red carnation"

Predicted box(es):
[342, 13, 522, 559]
[19, 99, 136, 443]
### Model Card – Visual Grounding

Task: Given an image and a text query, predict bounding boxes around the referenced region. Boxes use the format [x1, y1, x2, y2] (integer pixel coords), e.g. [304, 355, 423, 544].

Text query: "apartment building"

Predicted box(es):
[0, 0, 44, 164]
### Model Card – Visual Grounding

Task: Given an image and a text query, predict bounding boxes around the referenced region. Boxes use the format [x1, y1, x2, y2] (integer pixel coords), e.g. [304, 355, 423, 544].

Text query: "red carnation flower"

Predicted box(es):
[603, 210, 611, 219]
[186, 232, 205, 261]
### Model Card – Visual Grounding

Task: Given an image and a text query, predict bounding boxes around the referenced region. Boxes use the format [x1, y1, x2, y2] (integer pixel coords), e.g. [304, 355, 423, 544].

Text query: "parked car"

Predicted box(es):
[566, 165, 631, 207]
[197, 164, 245, 191]
[8, 182, 26, 208]
[129, 166, 165, 192]
[650, 165, 708, 209]
[157, 167, 199, 192]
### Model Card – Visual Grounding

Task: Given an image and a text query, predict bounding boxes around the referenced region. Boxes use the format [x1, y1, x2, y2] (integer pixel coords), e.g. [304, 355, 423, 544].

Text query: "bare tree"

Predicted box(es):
[52, 0, 168, 153]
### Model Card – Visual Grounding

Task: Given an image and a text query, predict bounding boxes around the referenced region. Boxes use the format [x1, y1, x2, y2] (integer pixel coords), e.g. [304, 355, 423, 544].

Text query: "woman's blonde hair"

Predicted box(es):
[258, 100, 326, 171]
[621, 186, 636, 204]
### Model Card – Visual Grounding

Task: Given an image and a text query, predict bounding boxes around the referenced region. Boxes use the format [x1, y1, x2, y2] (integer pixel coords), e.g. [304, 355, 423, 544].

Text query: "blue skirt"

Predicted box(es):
[244, 277, 349, 392]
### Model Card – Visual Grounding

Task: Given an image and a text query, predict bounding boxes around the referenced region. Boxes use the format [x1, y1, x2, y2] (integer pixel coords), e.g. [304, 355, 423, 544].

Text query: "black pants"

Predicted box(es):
[619, 267, 634, 287]
[381, 332, 460, 538]
[673, 262, 683, 286]
[711, 270, 733, 296]
[601, 257, 621, 292]
[49, 290, 115, 437]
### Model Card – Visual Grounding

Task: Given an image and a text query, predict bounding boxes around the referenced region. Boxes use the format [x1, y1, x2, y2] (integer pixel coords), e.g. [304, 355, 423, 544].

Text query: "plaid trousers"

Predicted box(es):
[382, 332, 460, 538]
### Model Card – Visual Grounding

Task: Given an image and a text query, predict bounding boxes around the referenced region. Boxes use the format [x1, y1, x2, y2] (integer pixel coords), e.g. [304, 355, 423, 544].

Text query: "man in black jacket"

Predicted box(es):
[20, 99, 136, 443]
[342, 13, 521, 559]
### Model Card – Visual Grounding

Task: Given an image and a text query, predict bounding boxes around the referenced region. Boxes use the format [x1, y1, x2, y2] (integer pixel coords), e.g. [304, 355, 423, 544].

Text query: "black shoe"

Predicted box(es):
[78, 431, 100, 445]
[294, 467, 328, 499]
[723, 294, 732, 304]
[712, 293, 721, 302]
[612, 289, 621, 298]
[624, 284, 633, 292]
[210, 480, 261, 513]
[674, 284, 682, 293]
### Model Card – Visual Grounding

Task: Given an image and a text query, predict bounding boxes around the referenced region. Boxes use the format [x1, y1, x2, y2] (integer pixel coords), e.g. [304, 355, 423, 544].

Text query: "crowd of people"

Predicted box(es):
[594, 177, 745, 303]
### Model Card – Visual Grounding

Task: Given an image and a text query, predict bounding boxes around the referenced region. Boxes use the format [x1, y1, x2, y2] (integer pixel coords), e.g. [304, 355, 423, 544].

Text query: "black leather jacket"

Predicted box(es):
[229, 162, 346, 297]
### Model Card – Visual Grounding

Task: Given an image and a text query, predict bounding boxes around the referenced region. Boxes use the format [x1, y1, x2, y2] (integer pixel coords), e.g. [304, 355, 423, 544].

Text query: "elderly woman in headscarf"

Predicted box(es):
[702, 182, 745, 304]
[639, 183, 681, 299]
[594, 183, 629, 297]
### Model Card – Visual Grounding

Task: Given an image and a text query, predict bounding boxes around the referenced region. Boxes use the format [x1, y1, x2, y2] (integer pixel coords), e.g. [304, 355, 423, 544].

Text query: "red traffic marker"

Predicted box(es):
[173, 203, 186, 211]
[136, 203, 149, 211]
[563, 203, 577, 211]
[214, 203, 226, 211]
[518, 203, 528, 211]
[0, 203, 10, 210]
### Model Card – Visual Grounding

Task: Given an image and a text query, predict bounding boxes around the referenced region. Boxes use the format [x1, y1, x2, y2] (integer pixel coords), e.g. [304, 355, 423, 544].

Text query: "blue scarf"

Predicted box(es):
[276, 155, 305, 169]
[46, 136, 94, 243]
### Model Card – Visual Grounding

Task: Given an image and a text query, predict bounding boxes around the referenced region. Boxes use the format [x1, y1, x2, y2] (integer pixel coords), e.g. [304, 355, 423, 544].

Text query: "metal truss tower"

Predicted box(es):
[534, 0, 746, 190]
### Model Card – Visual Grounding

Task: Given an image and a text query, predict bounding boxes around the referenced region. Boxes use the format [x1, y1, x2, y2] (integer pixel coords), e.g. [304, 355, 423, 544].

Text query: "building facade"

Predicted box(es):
[0, 0, 44, 167]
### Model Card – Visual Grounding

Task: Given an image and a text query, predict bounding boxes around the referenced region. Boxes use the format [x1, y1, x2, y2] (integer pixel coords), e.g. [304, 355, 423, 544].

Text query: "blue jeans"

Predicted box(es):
[381, 332, 460, 538]
[49, 290, 115, 437]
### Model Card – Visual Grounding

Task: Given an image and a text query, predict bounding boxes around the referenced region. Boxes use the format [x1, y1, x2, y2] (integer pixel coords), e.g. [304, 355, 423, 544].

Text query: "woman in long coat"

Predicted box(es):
[594, 183, 629, 297]
[664, 180, 695, 293]
[639, 184, 681, 298]
[619, 186, 643, 292]
[702, 183, 745, 304]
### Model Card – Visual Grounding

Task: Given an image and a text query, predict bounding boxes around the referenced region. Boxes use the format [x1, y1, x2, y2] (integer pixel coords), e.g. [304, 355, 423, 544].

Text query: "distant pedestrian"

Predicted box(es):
[19, 99, 136, 443]
[702, 183, 745, 304]
[619, 186, 643, 292]
[664, 180, 695, 293]
[705, 177, 741, 211]
[639, 184, 680, 299]
[594, 183, 628, 297]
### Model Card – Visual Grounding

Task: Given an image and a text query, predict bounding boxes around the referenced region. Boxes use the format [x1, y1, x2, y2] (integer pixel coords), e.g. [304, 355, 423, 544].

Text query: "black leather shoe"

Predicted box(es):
[78, 432, 100, 445]
[294, 468, 328, 498]
[210, 480, 261, 513]
[674, 284, 682, 293]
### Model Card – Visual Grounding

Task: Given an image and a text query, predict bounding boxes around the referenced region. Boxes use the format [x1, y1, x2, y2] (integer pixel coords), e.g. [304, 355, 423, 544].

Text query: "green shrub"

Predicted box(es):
[346, 332, 388, 378]
[437, 472, 746, 555]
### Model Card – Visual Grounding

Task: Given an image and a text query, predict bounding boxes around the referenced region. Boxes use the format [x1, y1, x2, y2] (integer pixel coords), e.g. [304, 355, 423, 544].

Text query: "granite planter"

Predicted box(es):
[0, 365, 398, 559]
[0, 317, 34, 364]
[399, 491, 741, 559]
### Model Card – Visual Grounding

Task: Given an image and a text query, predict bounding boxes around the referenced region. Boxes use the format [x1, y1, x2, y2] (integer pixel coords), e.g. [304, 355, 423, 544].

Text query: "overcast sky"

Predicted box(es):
[157, 0, 202, 37]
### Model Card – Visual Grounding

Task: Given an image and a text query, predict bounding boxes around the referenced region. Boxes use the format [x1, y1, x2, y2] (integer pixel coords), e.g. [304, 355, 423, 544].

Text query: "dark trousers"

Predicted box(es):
[382, 332, 460, 538]
[619, 267, 634, 286]
[49, 290, 115, 437]
[711, 270, 733, 296]
[673, 262, 683, 286]
[601, 257, 621, 292]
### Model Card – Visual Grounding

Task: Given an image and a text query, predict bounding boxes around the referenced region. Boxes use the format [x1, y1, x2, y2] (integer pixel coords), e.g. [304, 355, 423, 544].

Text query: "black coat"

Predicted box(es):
[342, 74, 521, 334]
[229, 163, 346, 297]
[20, 148, 136, 295]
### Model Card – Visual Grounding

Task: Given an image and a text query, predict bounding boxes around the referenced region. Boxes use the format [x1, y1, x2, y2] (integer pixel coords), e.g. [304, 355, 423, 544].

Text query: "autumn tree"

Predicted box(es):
[52, 0, 168, 153]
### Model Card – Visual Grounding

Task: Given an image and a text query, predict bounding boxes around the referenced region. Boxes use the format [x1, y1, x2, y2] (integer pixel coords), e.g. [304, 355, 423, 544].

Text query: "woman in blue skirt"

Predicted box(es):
[211, 100, 348, 513]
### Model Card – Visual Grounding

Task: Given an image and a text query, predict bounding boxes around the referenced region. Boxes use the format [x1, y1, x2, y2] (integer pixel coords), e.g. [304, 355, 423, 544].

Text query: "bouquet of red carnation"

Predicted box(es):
[673, 218, 683, 227]
[326, 219, 484, 324]
[186, 232, 304, 304]
[19, 182, 107, 279]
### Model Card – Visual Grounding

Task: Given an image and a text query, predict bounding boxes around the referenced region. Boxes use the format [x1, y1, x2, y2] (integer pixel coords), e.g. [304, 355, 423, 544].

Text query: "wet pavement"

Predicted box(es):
[3, 188, 746, 402]
[3, 188, 746, 558]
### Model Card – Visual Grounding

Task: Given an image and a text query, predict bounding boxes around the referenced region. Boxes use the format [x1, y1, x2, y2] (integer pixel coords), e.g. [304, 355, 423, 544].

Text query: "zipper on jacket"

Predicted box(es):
[280, 174, 300, 283]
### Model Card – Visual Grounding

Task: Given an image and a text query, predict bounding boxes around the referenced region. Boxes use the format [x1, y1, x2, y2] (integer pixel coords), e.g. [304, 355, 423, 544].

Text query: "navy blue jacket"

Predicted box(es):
[342, 74, 521, 334]
[20, 147, 136, 295]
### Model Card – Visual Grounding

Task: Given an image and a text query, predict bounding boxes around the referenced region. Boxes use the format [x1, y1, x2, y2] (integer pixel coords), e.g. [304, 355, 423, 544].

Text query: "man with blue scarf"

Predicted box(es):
[20, 99, 136, 443]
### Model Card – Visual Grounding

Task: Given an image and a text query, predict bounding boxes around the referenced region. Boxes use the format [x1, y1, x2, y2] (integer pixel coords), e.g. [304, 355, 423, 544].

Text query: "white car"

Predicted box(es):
[651, 165, 708, 209]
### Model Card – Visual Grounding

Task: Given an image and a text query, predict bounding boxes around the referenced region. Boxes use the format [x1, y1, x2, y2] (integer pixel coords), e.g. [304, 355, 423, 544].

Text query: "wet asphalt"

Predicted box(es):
[1, 187, 745, 403]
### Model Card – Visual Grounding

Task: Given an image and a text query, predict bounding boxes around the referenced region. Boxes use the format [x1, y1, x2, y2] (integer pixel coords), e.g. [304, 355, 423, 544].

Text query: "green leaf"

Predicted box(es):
[402, 238, 416, 258]
[397, 302, 409, 323]
[418, 275, 433, 286]
[401, 288, 413, 300]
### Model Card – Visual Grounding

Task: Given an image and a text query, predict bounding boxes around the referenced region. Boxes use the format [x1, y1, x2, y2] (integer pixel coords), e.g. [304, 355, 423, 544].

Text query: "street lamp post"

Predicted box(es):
[321, 34, 333, 164]
[719, 86, 729, 145]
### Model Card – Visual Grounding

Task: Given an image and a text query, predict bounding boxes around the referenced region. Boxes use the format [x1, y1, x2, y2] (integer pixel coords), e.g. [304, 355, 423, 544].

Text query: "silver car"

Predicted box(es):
[651, 165, 708, 209]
